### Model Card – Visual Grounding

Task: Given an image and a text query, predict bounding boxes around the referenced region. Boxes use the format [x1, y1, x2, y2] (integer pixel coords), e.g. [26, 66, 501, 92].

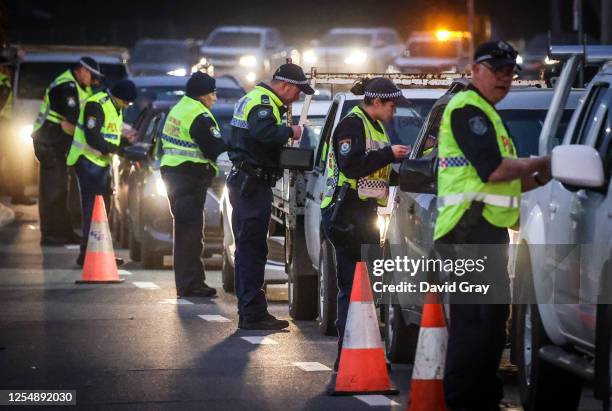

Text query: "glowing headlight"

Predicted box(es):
[167, 67, 187, 76]
[19, 124, 33, 143]
[245, 72, 257, 83]
[155, 176, 167, 197]
[303, 49, 317, 64]
[239, 55, 257, 67]
[544, 56, 560, 65]
[377, 214, 390, 241]
[516, 54, 524, 65]
[344, 50, 367, 65]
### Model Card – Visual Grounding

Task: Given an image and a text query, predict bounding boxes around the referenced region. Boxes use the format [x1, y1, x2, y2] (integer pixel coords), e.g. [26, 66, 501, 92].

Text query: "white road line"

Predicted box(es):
[292, 362, 331, 372]
[118, 269, 132, 276]
[198, 315, 231, 322]
[133, 282, 160, 289]
[354, 395, 399, 407]
[160, 298, 193, 305]
[64, 245, 80, 250]
[241, 336, 278, 345]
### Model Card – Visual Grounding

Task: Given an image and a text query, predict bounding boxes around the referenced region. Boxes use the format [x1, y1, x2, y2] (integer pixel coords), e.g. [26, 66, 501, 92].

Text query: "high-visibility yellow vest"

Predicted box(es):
[0, 72, 13, 120]
[33, 70, 92, 132]
[160, 96, 220, 169]
[66, 91, 122, 168]
[230, 85, 283, 130]
[434, 89, 521, 240]
[321, 105, 392, 208]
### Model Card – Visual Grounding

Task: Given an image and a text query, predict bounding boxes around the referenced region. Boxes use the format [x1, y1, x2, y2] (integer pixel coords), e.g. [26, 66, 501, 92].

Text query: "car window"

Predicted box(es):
[378, 31, 399, 46]
[572, 84, 609, 144]
[290, 115, 326, 150]
[414, 106, 444, 158]
[143, 113, 162, 144]
[207, 32, 261, 48]
[315, 101, 339, 169]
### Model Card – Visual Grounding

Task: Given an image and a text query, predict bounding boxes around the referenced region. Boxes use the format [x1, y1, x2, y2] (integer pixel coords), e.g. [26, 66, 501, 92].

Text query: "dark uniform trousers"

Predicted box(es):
[321, 191, 380, 354]
[161, 168, 210, 295]
[33, 126, 75, 240]
[226, 169, 270, 321]
[73, 157, 111, 262]
[435, 204, 510, 411]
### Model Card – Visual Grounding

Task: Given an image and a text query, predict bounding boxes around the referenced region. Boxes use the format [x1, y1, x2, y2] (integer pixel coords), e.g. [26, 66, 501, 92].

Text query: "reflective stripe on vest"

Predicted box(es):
[160, 96, 221, 168]
[66, 91, 122, 168]
[321, 105, 391, 208]
[433, 89, 521, 240]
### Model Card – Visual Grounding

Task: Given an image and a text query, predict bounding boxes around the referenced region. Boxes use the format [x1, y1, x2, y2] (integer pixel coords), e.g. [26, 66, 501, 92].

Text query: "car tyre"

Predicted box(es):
[383, 300, 418, 364]
[128, 226, 141, 262]
[287, 223, 317, 320]
[141, 228, 164, 269]
[317, 239, 338, 336]
[221, 247, 235, 293]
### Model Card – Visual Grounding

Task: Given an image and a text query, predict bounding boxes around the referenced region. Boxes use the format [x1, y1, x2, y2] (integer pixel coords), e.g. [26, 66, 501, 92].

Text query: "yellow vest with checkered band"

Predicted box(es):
[321, 105, 392, 208]
[230, 85, 283, 130]
[160, 96, 220, 170]
[33, 70, 92, 132]
[434, 89, 521, 240]
[0, 72, 13, 120]
[66, 91, 122, 168]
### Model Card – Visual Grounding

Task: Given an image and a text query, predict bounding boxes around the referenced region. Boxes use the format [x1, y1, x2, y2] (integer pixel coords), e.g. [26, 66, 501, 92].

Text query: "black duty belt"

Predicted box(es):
[232, 161, 282, 186]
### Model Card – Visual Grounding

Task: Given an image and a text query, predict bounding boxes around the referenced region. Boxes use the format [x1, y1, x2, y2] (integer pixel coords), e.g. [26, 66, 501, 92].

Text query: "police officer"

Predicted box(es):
[66, 79, 137, 267]
[434, 41, 551, 411]
[320, 78, 410, 371]
[0, 57, 35, 205]
[160, 72, 226, 298]
[227, 63, 312, 330]
[33, 57, 102, 245]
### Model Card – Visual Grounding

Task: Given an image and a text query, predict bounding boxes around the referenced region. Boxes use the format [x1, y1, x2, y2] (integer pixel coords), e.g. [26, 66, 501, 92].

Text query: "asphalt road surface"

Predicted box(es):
[0, 201, 603, 410]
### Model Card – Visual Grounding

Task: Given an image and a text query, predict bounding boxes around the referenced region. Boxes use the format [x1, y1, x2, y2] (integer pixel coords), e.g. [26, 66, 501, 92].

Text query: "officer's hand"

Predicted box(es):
[539, 155, 552, 182]
[291, 125, 303, 141]
[60, 121, 76, 136]
[391, 144, 411, 160]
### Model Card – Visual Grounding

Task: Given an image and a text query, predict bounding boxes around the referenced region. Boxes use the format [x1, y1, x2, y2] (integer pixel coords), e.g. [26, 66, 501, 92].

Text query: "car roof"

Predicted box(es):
[20, 53, 124, 63]
[341, 88, 447, 101]
[212, 26, 272, 33]
[328, 27, 394, 35]
[130, 75, 242, 89]
[135, 39, 196, 46]
[291, 100, 333, 117]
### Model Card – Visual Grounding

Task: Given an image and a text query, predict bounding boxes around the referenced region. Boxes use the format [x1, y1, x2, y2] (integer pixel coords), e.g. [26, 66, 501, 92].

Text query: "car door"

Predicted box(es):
[547, 82, 612, 345]
[304, 99, 340, 268]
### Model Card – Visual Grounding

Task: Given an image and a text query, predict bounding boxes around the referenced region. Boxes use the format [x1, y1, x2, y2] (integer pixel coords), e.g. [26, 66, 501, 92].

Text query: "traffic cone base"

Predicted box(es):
[331, 262, 398, 396]
[76, 195, 123, 284]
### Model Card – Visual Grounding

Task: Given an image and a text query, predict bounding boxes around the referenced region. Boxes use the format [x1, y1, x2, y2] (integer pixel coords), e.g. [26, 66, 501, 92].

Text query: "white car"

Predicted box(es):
[302, 27, 405, 73]
[219, 99, 333, 293]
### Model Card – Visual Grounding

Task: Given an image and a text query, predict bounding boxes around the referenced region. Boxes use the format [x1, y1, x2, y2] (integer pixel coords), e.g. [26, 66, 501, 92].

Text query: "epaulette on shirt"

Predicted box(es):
[99, 95, 110, 104]
[261, 94, 270, 104]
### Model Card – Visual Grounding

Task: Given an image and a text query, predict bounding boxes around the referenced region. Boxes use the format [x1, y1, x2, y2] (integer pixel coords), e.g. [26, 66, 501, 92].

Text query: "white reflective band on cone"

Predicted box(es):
[86, 221, 114, 253]
[411, 327, 448, 380]
[343, 302, 384, 349]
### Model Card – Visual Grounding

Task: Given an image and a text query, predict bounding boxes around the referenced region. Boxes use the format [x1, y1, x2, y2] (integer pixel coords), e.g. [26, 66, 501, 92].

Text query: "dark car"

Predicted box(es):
[130, 39, 203, 77]
[381, 83, 582, 363]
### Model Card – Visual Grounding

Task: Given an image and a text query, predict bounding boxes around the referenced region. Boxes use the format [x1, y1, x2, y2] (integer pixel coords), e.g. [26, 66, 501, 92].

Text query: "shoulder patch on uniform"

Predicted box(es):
[339, 138, 352, 155]
[258, 108, 271, 119]
[468, 116, 488, 136]
[261, 95, 270, 104]
[67, 82, 76, 88]
[86, 116, 96, 129]
[211, 127, 222, 138]
[67, 96, 77, 107]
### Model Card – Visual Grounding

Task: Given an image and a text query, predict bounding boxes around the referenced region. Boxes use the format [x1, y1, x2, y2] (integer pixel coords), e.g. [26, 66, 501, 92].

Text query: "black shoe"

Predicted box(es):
[179, 283, 217, 298]
[11, 195, 36, 206]
[41, 235, 66, 246]
[238, 313, 289, 330]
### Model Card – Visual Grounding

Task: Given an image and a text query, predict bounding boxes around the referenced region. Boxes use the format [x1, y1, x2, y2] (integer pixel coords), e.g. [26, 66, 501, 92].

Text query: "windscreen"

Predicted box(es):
[408, 41, 459, 58]
[207, 32, 261, 48]
[320, 33, 372, 47]
[132, 44, 189, 63]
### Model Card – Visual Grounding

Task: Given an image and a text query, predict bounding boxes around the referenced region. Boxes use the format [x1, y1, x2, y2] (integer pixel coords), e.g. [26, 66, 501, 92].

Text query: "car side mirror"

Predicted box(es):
[552, 144, 605, 188]
[399, 156, 437, 194]
[123, 142, 151, 162]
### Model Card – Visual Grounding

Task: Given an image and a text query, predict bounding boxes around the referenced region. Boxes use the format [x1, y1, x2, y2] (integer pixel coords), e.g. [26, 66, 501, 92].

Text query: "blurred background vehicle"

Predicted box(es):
[301, 27, 404, 73]
[392, 30, 472, 74]
[201, 26, 297, 88]
[130, 38, 203, 77]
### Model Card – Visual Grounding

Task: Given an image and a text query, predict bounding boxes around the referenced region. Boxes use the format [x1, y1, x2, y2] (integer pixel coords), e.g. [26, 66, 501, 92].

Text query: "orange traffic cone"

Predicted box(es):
[407, 291, 448, 411]
[332, 261, 398, 395]
[76, 195, 123, 284]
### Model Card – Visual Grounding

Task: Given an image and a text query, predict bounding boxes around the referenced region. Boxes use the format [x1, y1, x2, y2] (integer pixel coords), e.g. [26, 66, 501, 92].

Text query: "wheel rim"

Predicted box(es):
[523, 305, 533, 386]
[318, 261, 325, 323]
[288, 278, 294, 309]
[385, 304, 394, 352]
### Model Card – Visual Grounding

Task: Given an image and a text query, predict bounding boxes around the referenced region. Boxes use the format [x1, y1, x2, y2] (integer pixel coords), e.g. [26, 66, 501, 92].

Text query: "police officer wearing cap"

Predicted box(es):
[320, 77, 410, 371]
[33, 56, 103, 246]
[227, 63, 312, 330]
[434, 41, 552, 410]
[160, 72, 226, 298]
[66, 79, 138, 267]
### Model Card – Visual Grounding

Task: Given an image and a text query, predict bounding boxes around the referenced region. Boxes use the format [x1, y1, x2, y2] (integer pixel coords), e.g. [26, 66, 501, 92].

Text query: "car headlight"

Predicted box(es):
[303, 49, 317, 64]
[245, 72, 257, 83]
[344, 50, 367, 65]
[167, 67, 187, 76]
[19, 124, 33, 143]
[239, 55, 257, 67]
[516, 54, 524, 65]
[155, 175, 167, 197]
[544, 56, 559, 65]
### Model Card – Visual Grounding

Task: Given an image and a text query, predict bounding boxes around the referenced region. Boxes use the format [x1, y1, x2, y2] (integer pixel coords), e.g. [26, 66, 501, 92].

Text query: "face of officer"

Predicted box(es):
[112, 97, 131, 110]
[472, 62, 514, 104]
[200, 91, 217, 109]
[365, 98, 397, 123]
[74, 66, 94, 88]
[271, 81, 301, 105]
